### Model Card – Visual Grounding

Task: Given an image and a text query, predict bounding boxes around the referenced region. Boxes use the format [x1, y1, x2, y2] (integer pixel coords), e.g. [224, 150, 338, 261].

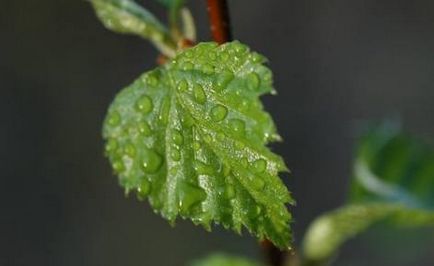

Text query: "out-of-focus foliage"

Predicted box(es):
[103, 41, 293, 249]
[90, 0, 176, 56]
[303, 123, 434, 262]
[190, 253, 261, 266]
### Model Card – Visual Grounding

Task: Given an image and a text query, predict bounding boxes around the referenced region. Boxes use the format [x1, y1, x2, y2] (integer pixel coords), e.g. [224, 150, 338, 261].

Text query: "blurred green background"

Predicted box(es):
[1, 0, 434, 265]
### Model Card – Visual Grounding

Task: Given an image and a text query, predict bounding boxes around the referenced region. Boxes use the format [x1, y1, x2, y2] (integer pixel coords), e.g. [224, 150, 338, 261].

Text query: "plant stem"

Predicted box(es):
[261, 240, 292, 266]
[206, 0, 232, 43]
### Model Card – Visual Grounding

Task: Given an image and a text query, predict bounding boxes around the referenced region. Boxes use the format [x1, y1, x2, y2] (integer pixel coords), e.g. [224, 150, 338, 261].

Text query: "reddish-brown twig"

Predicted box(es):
[206, 0, 232, 44]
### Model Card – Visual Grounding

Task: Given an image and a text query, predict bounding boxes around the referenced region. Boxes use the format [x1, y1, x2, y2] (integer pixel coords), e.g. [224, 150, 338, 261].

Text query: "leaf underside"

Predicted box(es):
[103, 41, 293, 249]
[303, 123, 434, 261]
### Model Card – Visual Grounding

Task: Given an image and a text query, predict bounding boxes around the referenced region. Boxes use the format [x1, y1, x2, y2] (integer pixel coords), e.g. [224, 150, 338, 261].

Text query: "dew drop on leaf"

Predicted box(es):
[137, 178, 151, 199]
[105, 138, 118, 153]
[172, 130, 184, 145]
[229, 119, 246, 136]
[235, 141, 246, 150]
[171, 149, 181, 161]
[158, 97, 170, 125]
[135, 95, 153, 114]
[225, 185, 235, 199]
[146, 74, 158, 87]
[107, 110, 121, 126]
[182, 61, 194, 71]
[241, 158, 248, 167]
[177, 79, 188, 92]
[247, 72, 260, 90]
[112, 158, 125, 173]
[253, 159, 267, 173]
[194, 160, 213, 175]
[138, 121, 152, 136]
[202, 64, 214, 74]
[193, 141, 201, 151]
[252, 177, 265, 190]
[178, 183, 206, 215]
[193, 84, 207, 104]
[216, 71, 234, 90]
[141, 149, 163, 173]
[181, 112, 194, 127]
[124, 143, 136, 157]
[210, 104, 228, 122]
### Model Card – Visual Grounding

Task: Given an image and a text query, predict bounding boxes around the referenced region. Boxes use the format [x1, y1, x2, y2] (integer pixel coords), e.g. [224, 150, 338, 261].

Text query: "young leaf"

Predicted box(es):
[103, 42, 294, 249]
[90, 0, 176, 56]
[190, 253, 262, 266]
[302, 123, 434, 262]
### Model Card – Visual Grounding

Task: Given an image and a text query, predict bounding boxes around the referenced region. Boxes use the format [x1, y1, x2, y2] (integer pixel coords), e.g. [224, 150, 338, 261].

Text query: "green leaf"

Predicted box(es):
[190, 253, 262, 266]
[90, 0, 176, 56]
[302, 123, 434, 262]
[103, 41, 294, 249]
[302, 203, 434, 262]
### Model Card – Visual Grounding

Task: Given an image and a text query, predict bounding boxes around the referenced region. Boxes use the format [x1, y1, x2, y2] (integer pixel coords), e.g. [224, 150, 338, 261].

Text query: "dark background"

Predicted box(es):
[1, 0, 434, 265]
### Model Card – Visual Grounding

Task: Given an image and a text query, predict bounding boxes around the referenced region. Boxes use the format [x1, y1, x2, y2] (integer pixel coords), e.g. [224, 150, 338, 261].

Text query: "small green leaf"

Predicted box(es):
[90, 0, 176, 56]
[302, 123, 434, 262]
[190, 253, 262, 266]
[302, 203, 434, 262]
[103, 41, 293, 249]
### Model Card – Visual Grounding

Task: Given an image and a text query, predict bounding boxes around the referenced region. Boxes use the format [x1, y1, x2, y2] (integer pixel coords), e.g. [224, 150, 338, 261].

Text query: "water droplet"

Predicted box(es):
[112, 158, 125, 173]
[135, 95, 153, 114]
[138, 121, 152, 136]
[193, 141, 201, 151]
[220, 52, 229, 61]
[141, 149, 163, 173]
[177, 80, 188, 92]
[203, 134, 212, 143]
[194, 161, 213, 175]
[105, 139, 118, 153]
[184, 50, 193, 58]
[124, 143, 136, 157]
[137, 178, 151, 199]
[158, 97, 170, 125]
[251, 53, 264, 63]
[216, 71, 234, 91]
[182, 62, 194, 71]
[237, 43, 248, 53]
[229, 119, 246, 136]
[210, 104, 228, 122]
[171, 149, 181, 161]
[253, 205, 262, 217]
[172, 130, 184, 145]
[225, 185, 235, 199]
[247, 72, 260, 90]
[239, 100, 249, 111]
[252, 177, 265, 190]
[241, 158, 248, 167]
[147, 74, 158, 87]
[107, 111, 121, 126]
[208, 51, 217, 60]
[178, 183, 206, 215]
[215, 133, 225, 142]
[181, 112, 194, 127]
[222, 164, 231, 177]
[202, 64, 214, 74]
[235, 141, 245, 150]
[264, 71, 272, 82]
[193, 84, 206, 104]
[253, 159, 267, 173]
